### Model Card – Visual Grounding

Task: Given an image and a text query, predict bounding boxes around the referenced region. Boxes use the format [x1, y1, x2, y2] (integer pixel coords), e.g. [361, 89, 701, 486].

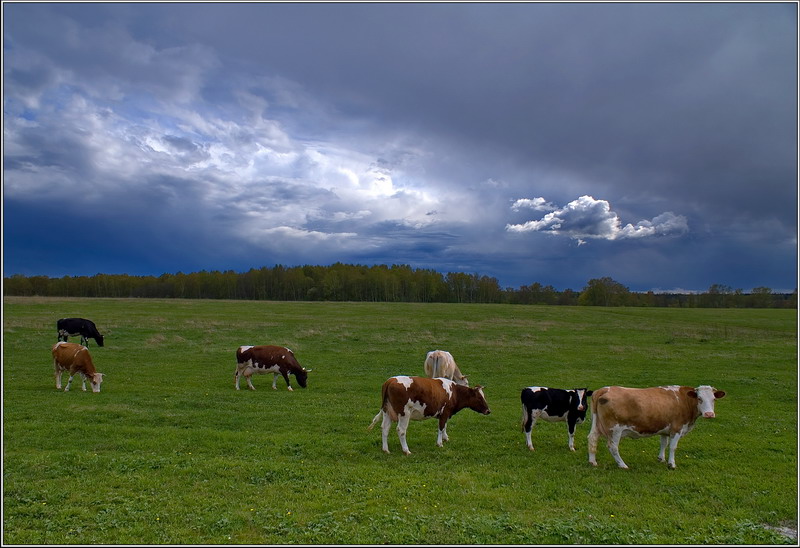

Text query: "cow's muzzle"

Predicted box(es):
[703, 411, 715, 418]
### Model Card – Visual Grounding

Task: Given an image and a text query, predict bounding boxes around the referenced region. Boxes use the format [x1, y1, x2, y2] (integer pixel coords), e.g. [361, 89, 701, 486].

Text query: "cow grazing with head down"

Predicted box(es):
[588, 385, 726, 469]
[521, 386, 593, 452]
[423, 350, 468, 386]
[235, 345, 311, 391]
[52, 341, 105, 393]
[57, 318, 104, 347]
[368, 375, 490, 455]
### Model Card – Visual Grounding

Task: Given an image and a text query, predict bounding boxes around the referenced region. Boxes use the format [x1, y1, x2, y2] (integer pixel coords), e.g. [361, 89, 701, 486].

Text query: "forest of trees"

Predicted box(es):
[3, 264, 796, 308]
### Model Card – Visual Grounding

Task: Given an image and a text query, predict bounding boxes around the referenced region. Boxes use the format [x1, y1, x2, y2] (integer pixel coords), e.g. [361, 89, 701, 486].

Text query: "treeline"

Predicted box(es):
[3, 265, 796, 308]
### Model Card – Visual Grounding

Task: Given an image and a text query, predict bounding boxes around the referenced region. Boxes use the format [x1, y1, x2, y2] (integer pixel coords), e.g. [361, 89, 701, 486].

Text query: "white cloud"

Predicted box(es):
[506, 195, 688, 242]
[510, 197, 556, 212]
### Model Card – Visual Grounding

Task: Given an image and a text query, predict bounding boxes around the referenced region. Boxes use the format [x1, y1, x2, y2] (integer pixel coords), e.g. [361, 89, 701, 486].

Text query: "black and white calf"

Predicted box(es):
[57, 318, 104, 347]
[521, 386, 593, 452]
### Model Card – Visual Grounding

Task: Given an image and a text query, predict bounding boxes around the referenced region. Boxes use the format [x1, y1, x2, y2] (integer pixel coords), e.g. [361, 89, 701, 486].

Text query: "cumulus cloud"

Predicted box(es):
[506, 195, 688, 242]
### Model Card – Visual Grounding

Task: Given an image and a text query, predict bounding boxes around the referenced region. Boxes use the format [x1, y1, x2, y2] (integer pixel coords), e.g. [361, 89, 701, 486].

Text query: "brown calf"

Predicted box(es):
[368, 375, 490, 454]
[588, 385, 726, 469]
[52, 342, 104, 393]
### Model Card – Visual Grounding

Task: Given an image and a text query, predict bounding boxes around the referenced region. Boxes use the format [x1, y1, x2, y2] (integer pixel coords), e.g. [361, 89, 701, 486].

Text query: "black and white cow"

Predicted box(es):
[57, 318, 104, 347]
[521, 386, 593, 452]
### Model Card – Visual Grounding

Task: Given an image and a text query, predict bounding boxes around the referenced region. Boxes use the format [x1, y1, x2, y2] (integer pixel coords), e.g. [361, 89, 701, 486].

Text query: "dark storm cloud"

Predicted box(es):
[3, 2, 796, 292]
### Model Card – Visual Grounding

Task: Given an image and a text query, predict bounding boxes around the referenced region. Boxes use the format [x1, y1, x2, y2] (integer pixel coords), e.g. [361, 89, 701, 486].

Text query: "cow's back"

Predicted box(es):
[52, 342, 93, 372]
[593, 386, 696, 436]
[383, 376, 450, 419]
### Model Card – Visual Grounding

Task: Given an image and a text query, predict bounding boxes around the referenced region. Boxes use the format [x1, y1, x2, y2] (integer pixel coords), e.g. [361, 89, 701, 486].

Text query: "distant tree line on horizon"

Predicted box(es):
[3, 264, 796, 308]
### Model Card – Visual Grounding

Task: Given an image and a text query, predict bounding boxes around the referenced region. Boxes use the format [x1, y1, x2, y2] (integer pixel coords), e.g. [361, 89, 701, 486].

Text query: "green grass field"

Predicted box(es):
[3, 297, 797, 544]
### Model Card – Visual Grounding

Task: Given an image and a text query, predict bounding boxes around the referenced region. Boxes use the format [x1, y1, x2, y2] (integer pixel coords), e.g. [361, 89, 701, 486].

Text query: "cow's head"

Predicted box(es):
[95, 334, 105, 347]
[469, 385, 491, 415]
[90, 373, 104, 393]
[295, 367, 312, 388]
[688, 385, 725, 418]
[455, 374, 469, 387]
[573, 388, 593, 412]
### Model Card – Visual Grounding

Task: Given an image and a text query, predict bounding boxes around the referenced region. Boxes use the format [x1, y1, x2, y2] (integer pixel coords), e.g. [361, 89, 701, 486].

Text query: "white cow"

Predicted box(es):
[423, 350, 468, 386]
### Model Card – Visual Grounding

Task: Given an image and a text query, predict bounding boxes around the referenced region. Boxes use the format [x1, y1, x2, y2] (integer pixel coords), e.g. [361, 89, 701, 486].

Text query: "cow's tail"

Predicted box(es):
[433, 353, 441, 378]
[368, 382, 396, 429]
[520, 402, 528, 432]
[368, 410, 383, 430]
[588, 388, 612, 438]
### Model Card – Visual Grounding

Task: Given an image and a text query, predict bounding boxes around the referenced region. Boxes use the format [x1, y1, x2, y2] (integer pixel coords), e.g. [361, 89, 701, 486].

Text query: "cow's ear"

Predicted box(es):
[687, 390, 697, 399]
[586, 390, 593, 397]
[714, 390, 726, 399]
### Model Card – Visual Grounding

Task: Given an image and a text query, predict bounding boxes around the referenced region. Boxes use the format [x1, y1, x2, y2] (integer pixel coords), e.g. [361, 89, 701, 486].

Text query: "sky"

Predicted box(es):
[3, 2, 798, 293]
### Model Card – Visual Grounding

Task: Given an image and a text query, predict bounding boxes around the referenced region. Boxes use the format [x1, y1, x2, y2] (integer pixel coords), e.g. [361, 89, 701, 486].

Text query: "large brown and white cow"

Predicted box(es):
[423, 350, 468, 386]
[52, 341, 105, 393]
[235, 345, 311, 391]
[368, 375, 490, 455]
[588, 385, 726, 469]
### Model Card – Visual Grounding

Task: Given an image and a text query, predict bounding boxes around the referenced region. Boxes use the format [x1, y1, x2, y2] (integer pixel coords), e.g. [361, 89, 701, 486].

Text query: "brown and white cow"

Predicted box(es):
[368, 375, 490, 454]
[588, 385, 726, 469]
[52, 341, 105, 393]
[423, 350, 468, 386]
[235, 345, 311, 391]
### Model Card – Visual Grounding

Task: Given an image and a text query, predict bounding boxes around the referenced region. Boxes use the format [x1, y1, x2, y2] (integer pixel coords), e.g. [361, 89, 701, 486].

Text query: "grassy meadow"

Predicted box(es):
[2, 297, 797, 544]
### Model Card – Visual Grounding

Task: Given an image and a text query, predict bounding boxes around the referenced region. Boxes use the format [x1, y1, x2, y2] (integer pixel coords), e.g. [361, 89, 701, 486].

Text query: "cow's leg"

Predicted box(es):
[282, 371, 293, 392]
[607, 428, 628, 469]
[658, 435, 669, 462]
[64, 374, 75, 391]
[587, 414, 600, 466]
[81, 335, 88, 347]
[524, 409, 538, 451]
[666, 433, 683, 469]
[54, 366, 63, 390]
[567, 418, 577, 452]
[271, 373, 279, 390]
[397, 414, 412, 455]
[234, 368, 241, 390]
[245, 373, 256, 391]
[437, 417, 449, 447]
[80, 372, 88, 392]
[380, 412, 392, 454]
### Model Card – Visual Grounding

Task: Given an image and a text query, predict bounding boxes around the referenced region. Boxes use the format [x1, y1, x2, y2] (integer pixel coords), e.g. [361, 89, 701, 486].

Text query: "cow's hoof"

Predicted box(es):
[287, 387, 293, 392]
[619, 465, 629, 470]
[403, 451, 411, 456]
[569, 447, 576, 452]
[528, 446, 535, 452]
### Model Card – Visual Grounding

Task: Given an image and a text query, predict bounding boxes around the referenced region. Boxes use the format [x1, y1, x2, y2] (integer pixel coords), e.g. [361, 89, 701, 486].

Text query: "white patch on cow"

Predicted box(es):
[393, 376, 414, 389]
[405, 398, 428, 420]
[538, 408, 569, 422]
[611, 423, 648, 439]
[282, 355, 285, 359]
[239, 345, 254, 352]
[526, 386, 545, 392]
[55, 341, 67, 348]
[439, 378, 455, 399]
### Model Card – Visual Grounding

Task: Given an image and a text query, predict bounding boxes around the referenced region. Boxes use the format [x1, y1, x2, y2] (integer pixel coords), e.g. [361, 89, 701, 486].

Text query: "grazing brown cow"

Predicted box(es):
[588, 385, 726, 469]
[368, 376, 490, 454]
[423, 350, 469, 386]
[52, 342, 105, 393]
[234, 345, 311, 391]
